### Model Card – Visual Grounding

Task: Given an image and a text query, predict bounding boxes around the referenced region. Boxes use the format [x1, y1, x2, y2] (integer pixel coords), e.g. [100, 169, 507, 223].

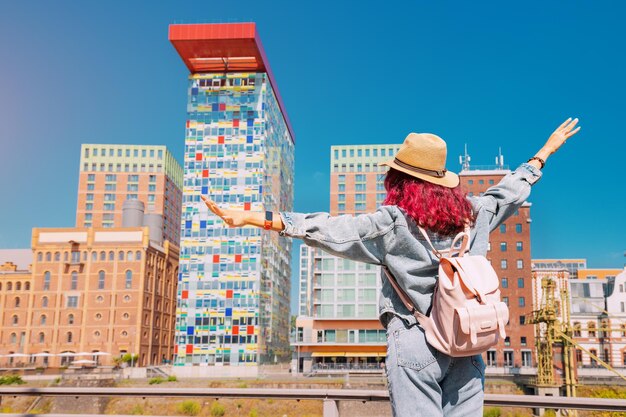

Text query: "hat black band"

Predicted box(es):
[393, 158, 447, 178]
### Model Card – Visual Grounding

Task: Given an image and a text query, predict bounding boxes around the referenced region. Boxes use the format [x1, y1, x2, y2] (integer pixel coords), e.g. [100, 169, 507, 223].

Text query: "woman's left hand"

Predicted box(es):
[201, 196, 248, 227]
[543, 117, 581, 155]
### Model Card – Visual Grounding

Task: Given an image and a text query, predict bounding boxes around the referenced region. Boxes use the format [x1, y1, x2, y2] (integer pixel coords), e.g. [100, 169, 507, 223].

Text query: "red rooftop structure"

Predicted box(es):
[169, 22, 294, 142]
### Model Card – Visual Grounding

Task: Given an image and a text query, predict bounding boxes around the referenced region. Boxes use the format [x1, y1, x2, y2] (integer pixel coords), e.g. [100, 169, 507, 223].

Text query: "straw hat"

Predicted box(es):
[379, 133, 459, 188]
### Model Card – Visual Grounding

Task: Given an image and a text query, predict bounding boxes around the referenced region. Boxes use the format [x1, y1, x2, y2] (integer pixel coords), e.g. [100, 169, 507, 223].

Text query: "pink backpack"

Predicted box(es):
[384, 227, 508, 357]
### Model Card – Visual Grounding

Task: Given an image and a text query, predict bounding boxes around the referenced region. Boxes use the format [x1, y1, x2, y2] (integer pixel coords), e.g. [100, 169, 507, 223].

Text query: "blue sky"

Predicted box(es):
[1, 1, 624, 313]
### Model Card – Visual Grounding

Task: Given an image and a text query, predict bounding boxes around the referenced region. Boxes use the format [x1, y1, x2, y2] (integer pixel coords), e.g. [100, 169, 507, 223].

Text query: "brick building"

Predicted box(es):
[459, 165, 535, 370]
[0, 226, 178, 368]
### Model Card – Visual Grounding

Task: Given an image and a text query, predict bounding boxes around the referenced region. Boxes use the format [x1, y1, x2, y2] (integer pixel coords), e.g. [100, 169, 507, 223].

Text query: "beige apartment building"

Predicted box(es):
[75, 144, 183, 245]
[0, 226, 179, 368]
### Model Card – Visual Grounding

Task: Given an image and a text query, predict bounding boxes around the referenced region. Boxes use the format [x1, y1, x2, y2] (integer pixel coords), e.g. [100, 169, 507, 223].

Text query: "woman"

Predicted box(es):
[202, 118, 580, 417]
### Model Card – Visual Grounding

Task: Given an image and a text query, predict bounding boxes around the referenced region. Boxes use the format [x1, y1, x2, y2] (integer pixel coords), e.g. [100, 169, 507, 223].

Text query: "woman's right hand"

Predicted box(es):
[201, 195, 248, 227]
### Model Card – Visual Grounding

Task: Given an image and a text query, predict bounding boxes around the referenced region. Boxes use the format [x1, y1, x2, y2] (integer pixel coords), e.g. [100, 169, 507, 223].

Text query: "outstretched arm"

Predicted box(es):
[477, 117, 581, 231]
[201, 196, 396, 265]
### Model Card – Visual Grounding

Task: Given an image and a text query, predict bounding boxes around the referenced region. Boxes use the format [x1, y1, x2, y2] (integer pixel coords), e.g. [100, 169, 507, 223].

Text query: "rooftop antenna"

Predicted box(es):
[459, 144, 471, 171]
[495, 147, 505, 170]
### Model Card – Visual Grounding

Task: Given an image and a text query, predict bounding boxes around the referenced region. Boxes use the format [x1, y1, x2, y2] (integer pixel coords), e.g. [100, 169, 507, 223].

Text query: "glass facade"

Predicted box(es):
[174, 72, 294, 366]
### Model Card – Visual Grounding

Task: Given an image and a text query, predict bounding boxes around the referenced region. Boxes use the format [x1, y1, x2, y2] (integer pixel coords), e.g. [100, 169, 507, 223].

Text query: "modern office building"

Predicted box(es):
[169, 23, 295, 375]
[330, 144, 401, 215]
[458, 159, 536, 371]
[293, 145, 398, 374]
[76, 144, 183, 244]
[0, 223, 179, 368]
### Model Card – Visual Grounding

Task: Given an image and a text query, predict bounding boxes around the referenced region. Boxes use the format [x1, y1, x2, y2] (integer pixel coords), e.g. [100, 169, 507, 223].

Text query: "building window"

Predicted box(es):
[503, 297, 509, 306]
[501, 260, 507, 269]
[516, 223, 522, 233]
[98, 271, 105, 290]
[573, 322, 582, 337]
[67, 332, 73, 343]
[516, 242, 523, 251]
[38, 332, 45, 343]
[522, 351, 532, 367]
[10, 333, 17, 343]
[519, 315, 526, 325]
[500, 224, 506, 233]
[504, 350, 514, 367]
[590, 349, 598, 366]
[501, 277, 508, 288]
[517, 260, 523, 269]
[119, 251, 125, 261]
[67, 296, 78, 308]
[500, 242, 507, 252]
[15, 297, 20, 308]
[576, 349, 583, 364]
[12, 315, 18, 325]
[125, 270, 133, 289]
[71, 271, 78, 290]
[521, 336, 527, 346]
[519, 297, 525, 307]
[486, 350, 497, 366]
[588, 322, 597, 338]
[40, 315, 46, 325]
[108, 251, 114, 261]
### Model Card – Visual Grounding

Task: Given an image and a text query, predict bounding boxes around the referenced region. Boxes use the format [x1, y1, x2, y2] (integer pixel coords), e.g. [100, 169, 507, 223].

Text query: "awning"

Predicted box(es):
[311, 352, 345, 357]
[345, 352, 385, 357]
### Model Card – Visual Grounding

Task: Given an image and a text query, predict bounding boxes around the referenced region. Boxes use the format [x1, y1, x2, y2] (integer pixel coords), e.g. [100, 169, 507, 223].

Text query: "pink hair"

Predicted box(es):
[383, 168, 474, 237]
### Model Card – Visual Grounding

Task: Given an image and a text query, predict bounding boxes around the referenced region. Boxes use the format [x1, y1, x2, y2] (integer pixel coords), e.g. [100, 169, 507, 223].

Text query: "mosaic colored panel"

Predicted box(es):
[174, 72, 294, 366]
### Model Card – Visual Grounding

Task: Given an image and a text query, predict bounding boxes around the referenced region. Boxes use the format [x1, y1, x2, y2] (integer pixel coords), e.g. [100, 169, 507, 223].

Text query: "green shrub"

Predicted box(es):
[177, 400, 201, 416]
[130, 404, 145, 415]
[249, 409, 259, 417]
[483, 407, 502, 417]
[0, 375, 25, 385]
[543, 410, 556, 417]
[148, 377, 164, 385]
[167, 375, 178, 382]
[210, 401, 226, 417]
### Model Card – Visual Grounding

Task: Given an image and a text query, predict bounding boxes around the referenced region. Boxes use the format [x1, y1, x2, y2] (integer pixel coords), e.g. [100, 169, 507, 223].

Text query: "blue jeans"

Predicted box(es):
[385, 317, 486, 417]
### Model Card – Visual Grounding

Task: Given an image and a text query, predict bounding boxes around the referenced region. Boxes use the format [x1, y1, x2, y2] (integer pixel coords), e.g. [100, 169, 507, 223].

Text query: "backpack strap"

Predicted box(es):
[418, 226, 471, 259]
[383, 267, 427, 321]
[416, 227, 443, 259]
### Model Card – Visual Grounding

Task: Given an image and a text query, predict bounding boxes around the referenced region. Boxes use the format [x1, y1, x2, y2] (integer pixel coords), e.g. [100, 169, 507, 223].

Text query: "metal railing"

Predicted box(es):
[1, 387, 626, 417]
[312, 363, 384, 371]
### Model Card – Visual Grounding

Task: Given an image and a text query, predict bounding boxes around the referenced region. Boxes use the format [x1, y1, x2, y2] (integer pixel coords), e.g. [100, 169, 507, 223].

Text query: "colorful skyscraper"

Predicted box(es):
[169, 23, 295, 375]
[76, 144, 183, 244]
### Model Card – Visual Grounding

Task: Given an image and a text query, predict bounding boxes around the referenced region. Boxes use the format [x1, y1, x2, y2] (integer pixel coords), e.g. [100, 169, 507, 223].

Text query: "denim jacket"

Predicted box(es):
[280, 163, 542, 327]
